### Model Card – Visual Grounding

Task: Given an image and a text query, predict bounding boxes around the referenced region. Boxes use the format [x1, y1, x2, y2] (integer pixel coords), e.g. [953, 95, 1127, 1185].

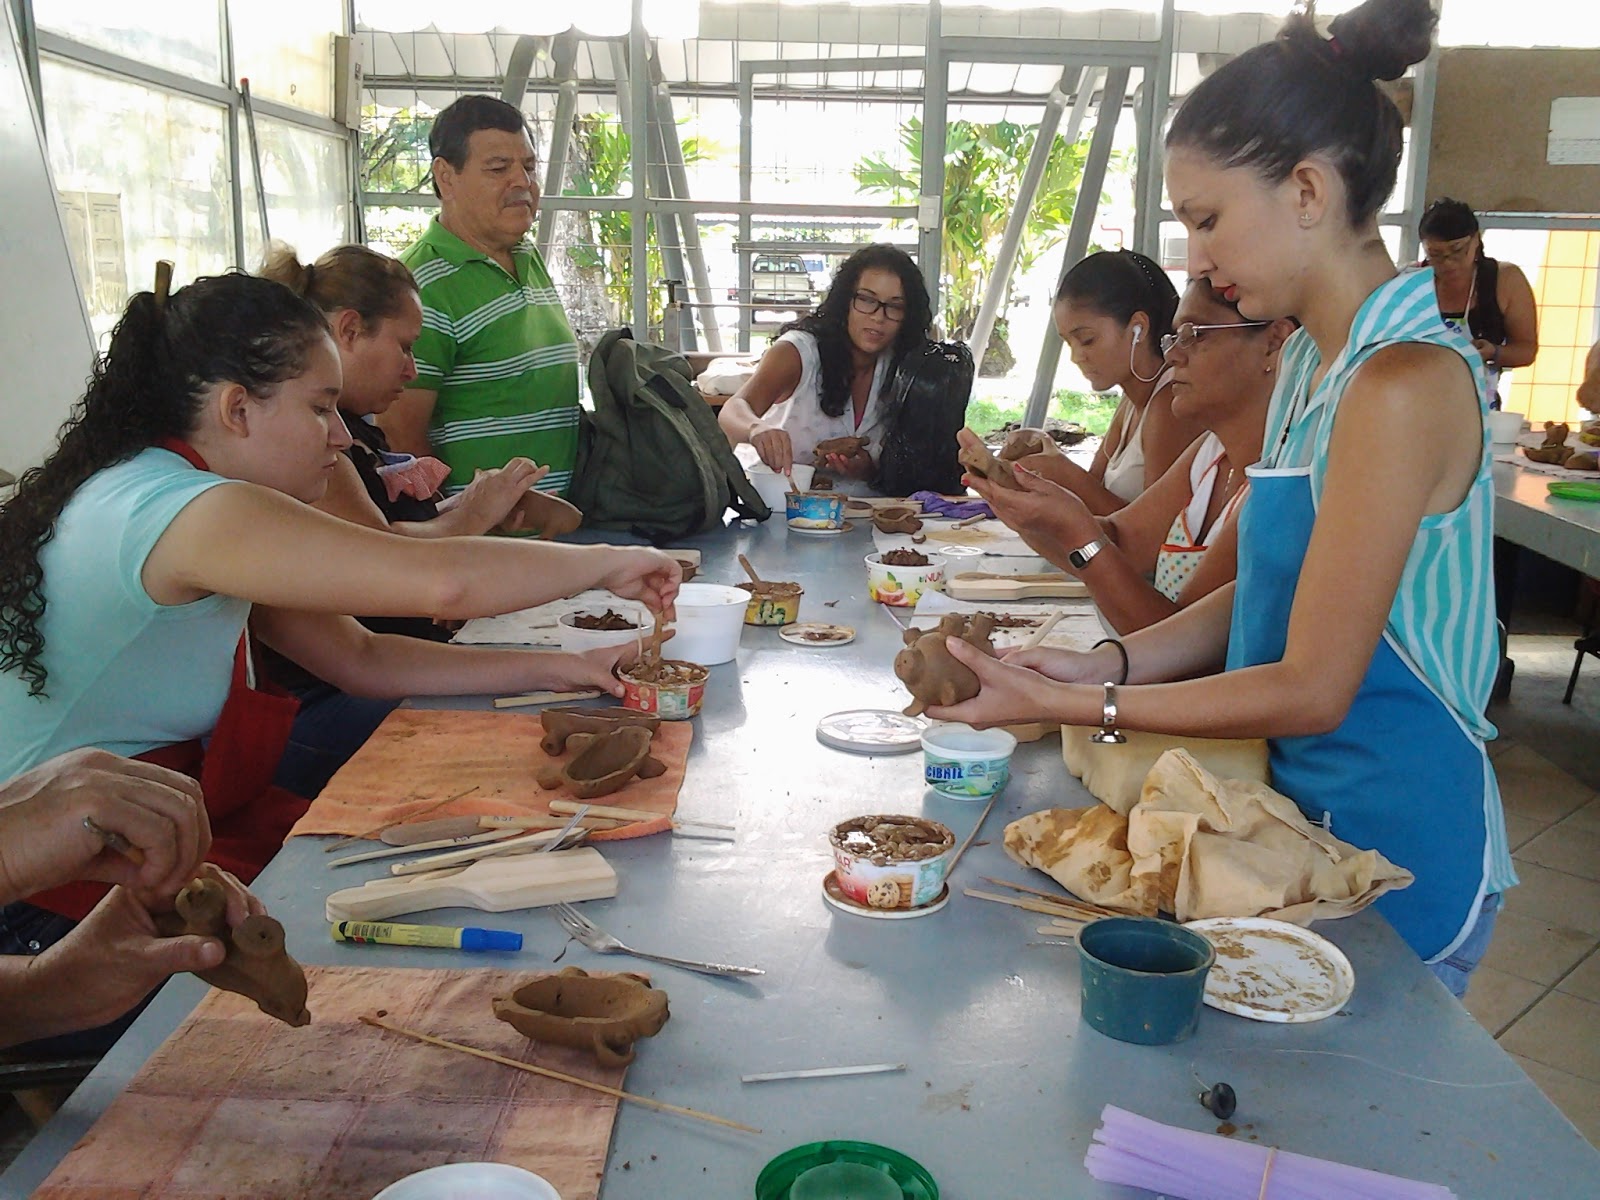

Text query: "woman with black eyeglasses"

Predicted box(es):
[1418, 199, 1538, 407]
[958, 279, 1294, 633]
[718, 244, 934, 489]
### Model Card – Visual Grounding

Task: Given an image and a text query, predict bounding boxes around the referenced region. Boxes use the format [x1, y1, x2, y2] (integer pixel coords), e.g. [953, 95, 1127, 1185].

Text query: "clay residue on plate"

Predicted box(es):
[880, 549, 931, 567]
[830, 814, 954, 865]
[571, 609, 638, 631]
[622, 659, 709, 687]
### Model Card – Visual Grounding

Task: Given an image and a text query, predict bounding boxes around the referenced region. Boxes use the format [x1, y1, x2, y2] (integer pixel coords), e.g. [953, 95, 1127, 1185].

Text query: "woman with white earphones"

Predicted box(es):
[1012, 249, 1205, 515]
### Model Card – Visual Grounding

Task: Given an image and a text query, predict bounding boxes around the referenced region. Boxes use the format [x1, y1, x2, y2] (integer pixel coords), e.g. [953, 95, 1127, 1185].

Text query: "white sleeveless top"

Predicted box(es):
[1099, 366, 1175, 503]
[764, 330, 892, 467]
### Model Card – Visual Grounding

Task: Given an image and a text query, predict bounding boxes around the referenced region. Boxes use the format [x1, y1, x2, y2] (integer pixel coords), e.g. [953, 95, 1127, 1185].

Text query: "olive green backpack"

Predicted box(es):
[572, 329, 771, 543]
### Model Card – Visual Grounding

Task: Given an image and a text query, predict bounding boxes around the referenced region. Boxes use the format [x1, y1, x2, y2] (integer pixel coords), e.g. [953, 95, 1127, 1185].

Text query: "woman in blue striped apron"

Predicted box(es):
[929, 0, 1513, 996]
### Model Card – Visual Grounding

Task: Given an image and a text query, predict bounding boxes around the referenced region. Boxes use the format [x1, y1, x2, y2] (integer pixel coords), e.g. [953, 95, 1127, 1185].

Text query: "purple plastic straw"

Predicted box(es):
[1084, 1105, 1458, 1200]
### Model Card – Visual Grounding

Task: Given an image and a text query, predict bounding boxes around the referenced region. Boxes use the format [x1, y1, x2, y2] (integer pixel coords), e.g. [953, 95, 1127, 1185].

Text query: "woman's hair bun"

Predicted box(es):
[1323, 0, 1437, 83]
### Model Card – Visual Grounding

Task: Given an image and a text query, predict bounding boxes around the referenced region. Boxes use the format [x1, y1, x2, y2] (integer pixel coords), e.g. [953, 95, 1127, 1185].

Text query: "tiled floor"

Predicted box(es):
[1466, 631, 1600, 1149]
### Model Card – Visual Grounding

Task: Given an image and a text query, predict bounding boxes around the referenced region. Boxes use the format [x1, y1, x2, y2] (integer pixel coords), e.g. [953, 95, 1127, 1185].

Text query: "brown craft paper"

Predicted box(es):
[1005, 749, 1413, 924]
[1061, 725, 1270, 816]
[288, 709, 690, 841]
[34, 966, 627, 1200]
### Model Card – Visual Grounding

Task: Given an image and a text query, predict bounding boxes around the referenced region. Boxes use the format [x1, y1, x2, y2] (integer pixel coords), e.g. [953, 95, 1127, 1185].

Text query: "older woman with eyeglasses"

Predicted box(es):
[1418, 199, 1538, 407]
[718, 244, 934, 488]
[958, 278, 1295, 634]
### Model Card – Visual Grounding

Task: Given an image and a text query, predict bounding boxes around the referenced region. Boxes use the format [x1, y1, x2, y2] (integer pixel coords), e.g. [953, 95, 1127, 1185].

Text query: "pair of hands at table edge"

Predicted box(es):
[0, 750, 265, 1049]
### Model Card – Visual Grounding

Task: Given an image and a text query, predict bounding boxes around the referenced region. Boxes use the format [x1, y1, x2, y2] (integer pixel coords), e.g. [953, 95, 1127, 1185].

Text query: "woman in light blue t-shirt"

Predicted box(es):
[923, 0, 1513, 997]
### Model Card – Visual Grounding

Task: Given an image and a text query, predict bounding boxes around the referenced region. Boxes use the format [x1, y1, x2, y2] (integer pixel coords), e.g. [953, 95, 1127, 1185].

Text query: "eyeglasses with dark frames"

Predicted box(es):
[851, 291, 907, 322]
[1160, 320, 1271, 357]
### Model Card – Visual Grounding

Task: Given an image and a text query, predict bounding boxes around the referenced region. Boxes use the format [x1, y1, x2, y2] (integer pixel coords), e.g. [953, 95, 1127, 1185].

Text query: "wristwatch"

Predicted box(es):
[1067, 538, 1104, 570]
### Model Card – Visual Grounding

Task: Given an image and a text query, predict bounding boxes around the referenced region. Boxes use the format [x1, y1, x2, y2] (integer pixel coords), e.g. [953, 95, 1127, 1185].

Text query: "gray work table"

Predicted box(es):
[7, 516, 1598, 1199]
[1494, 459, 1600, 574]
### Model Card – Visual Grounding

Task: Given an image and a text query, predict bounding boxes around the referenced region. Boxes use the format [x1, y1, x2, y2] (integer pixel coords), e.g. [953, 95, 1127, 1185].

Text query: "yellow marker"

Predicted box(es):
[330, 920, 521, 952]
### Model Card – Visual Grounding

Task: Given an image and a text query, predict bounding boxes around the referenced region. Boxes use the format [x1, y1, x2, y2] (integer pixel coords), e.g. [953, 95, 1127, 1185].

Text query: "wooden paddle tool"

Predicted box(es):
[945, 572, 1090, 601]
[324, 848, 616, 921]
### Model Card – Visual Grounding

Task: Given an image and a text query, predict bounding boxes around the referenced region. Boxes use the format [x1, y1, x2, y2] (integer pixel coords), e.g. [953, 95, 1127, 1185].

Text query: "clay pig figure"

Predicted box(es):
[894, 612, 997, 717]
[153, 873, 310, 1027]
[958, 437, 1023, 489]
[813, 435, 869, 467]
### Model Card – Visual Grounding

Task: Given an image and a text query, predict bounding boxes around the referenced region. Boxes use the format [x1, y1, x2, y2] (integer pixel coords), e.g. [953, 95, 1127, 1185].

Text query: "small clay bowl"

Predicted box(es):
[828, 814, 956, 910]
[619, 659, 710, 720]
[736, 580, 803, 626]
[786, 490, 846, 530]
[492, 966, 670, 1067]
[864, 551, 947, 607]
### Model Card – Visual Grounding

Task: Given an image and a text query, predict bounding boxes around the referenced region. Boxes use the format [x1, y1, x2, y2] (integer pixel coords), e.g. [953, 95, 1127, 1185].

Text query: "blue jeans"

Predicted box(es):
[1429, 892, 1502, 999]
[273, 683, 399, 799]
[0, 901, 150, 1059]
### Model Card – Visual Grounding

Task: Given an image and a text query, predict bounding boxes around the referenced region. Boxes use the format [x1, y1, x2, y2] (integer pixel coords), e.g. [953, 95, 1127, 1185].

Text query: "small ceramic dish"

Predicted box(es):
[557, 609, 645, 653]
[619, 659, 710, 720]
[864, 551, 947, 606]
[827, 814, 955, 910]
[920, 722, 1017, 799]
[736, 580, 803, 626]
[786, 490, 846, 530]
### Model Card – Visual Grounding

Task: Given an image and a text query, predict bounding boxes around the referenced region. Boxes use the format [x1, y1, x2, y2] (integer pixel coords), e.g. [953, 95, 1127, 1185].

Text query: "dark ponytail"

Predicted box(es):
[1056, 249, 1179, 340]
[0, 272, 328, 696]
[1166, 0, 1438, 227]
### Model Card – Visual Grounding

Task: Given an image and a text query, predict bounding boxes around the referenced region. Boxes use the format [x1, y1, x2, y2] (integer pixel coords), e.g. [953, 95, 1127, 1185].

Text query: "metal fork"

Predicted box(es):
[550, 903, 765, 977]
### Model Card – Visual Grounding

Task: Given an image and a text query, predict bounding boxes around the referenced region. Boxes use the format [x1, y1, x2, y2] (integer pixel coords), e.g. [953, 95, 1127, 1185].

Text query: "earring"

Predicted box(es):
[1299, 213, 1313, 226]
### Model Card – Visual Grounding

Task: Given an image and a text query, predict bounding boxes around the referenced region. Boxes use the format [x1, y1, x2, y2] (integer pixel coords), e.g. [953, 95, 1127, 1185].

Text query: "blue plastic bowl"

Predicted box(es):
[1077, 917, 1215, 1046]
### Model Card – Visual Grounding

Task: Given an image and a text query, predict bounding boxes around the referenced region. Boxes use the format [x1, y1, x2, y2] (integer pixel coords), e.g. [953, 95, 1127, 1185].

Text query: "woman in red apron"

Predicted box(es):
[924, 0, 1514, 995]
[0, 272, 680, 1048]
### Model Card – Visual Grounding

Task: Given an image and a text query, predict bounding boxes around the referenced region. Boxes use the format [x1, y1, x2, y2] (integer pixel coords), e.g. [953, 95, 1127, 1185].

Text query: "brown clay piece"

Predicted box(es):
[493, 966, 669, 1066]
[735, 579, 801, 599]
[539, 706, 661, 755]
[872, 505, 924, 535]
[571, 609, 638, 631]
[880, 548, 930, 567]
[893, 612, 997, 716]
[622, 658, 709, 688]
[812, 436, 868, 466]
[1565, 451, 1600, 471]
[998, 428, 1059, 462]
[502, 490, 583, 539]
[958, 438, 1023, 489]
[674, 558, 699, 582]
[536, 726, 667, 799]
[153, 874, 310, 1027]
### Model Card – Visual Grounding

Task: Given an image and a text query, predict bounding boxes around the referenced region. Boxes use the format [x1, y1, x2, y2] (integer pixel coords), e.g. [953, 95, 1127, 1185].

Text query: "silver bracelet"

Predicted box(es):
[1090, 681, 1127, 745]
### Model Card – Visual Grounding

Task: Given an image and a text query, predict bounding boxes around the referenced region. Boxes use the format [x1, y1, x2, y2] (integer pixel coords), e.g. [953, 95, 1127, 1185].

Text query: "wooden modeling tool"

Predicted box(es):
[324, 848, 616, 921]
[389, 827, 588, 876]
[945, 791, 1002, 876]
[742, 1063, 906, 1084]
[83, 816, 145, 866]
[360, 1014, 760, 1133]
[494, 688, 604, 709]
[547, 798, 734, 833]
[944, 572, 1090, 601]
[1017, 610, 1067, 651]
[954, 511, 989, 529]
[330, 828, 523, 869]
[975, 876, 1122, 919]
[323, 785, 480, 852]
[738, 554, 764, 587]
[379, 815, 486, 845]
[479, 814, 627, 833]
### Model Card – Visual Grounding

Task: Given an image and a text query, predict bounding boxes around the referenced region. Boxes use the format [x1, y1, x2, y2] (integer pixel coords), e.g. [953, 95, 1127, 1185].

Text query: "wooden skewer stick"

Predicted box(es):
[738, 554, 764, 587]
[1017, 610, 1067, 652]
[548, 799, 734, 831]
[329, 827, 523, 869]
[479, 814, 628, 832]
[493, 688, 603, 709]
[323, 785, 480, 852]
[977, 875, 1122, 919]
[954, 511, 988, 529]
[945, 791, 1001, 877]
[359, 1014, 760, 1134]
[964, 887, 1118, 922]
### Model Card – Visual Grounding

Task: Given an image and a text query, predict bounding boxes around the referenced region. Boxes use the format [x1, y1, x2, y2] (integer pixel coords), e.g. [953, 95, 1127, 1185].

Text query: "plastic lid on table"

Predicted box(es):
[815, 710, 925, 755]
[756, 1141, 939, 1200]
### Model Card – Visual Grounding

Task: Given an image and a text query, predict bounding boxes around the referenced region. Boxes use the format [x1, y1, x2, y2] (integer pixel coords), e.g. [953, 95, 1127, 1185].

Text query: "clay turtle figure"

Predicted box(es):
[493, 966, 670, 1066]
[813, 435, 869, 467]
[539, 706, 662, 756]
[958, 438, 1023, 489]
[894, 612, 997, 717]
[537, 725, 668, 800]
[153, 873, 310, 1027]
[503, 490, 584, 539]
[872, 504, 923, 535]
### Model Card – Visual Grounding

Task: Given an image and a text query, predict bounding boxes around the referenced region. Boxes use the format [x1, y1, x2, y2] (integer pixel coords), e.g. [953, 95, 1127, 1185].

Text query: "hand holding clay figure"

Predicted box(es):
[748, 423, 795, 474]
[546, 639, 671, 699]
[821, 446, 875, 481]
[599, 548, 683, 621]
[956, 430, 1093, 564]
[923, 636, 1069, 729]
[449, 458, 550, 532]
[1, 864, 267, 1050]
[0, 748, 210, 903]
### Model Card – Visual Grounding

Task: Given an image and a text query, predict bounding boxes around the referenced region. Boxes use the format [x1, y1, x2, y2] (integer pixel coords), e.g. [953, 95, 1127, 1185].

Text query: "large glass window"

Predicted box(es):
[232, 0, 343, 114]
[241, 115, 353, 267]
[40, 59, 234, 340]
[34, 0, 222, 82]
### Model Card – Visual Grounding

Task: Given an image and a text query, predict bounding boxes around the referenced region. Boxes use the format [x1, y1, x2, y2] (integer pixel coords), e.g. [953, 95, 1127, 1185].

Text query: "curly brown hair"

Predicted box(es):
[0, 272, 329, 696]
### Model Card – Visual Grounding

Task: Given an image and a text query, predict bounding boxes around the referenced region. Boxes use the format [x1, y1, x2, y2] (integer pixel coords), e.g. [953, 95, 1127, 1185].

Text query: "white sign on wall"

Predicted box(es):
[1548, 97, 1600, 166]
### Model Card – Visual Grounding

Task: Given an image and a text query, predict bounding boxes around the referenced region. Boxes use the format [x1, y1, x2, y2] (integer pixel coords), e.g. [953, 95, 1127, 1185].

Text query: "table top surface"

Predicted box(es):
[7, 514, 1599, 1200]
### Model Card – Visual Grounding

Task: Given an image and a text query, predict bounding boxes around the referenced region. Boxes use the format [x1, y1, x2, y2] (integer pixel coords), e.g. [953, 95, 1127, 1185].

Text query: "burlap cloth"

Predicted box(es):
[1005, 748, 1413, 924]
[288, 708, 691, 841]
[34, 966, 628, 1200]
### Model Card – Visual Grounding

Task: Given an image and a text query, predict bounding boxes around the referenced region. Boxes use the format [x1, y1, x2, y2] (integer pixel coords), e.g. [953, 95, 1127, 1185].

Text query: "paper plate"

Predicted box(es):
[780, 622, 856, 647]
[823, 871, 949, 919]
[816, 709, 925, 754]
[788, 519, 856, 536]
[1185, 917, 1354, 1023]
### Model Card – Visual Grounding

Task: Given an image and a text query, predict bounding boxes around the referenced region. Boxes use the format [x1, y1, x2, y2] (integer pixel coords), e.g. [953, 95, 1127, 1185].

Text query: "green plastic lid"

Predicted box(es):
[756, 1142, 939, 1200]
[1548, 481, 1600, 503]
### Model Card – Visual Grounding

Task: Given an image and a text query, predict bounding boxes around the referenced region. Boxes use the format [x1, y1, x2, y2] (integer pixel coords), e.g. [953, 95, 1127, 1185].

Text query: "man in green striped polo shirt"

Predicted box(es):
[381, 95, 581, 497]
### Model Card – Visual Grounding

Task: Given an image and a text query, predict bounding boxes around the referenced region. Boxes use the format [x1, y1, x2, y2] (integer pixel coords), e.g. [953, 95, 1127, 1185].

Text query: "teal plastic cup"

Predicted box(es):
[1077, 917, 1215, 1046]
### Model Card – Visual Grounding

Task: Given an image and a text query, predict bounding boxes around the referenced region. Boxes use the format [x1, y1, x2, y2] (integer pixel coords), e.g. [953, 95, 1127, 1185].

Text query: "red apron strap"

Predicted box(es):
[155, 435, 210, 471]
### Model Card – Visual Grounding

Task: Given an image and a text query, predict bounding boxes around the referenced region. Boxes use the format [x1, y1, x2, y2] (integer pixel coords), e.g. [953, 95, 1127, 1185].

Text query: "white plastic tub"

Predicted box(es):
[670, 583, 748, 665]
